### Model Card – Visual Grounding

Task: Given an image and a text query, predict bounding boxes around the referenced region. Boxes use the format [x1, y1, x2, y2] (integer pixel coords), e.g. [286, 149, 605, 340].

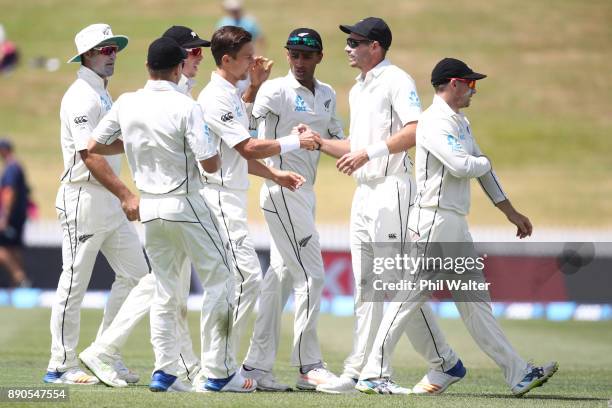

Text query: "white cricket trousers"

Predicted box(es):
[48, 183, 148, 372]
[343, 175, 459, 379]
[91, 268, 200, 382]
[243, 183, 324, 371]
[141, 193, 236, 379]
[201, 184, 262, 355]
[360, 207, 527, 386]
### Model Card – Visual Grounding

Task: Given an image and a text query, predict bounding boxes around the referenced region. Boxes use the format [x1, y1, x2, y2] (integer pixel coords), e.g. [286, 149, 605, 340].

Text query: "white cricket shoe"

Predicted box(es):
[412, 359, 466, 395]
[296, 366, 338, 390]
[43, 368, 99, 385]
[257, 372, 292, 392]
[315, 375, 357, 394]
[114, 358, 140, 384]
[198, 371, 257, 393]
[356, 378, 411, 395]
[79, 348, 127, 387]
[511, 361, 558, 397]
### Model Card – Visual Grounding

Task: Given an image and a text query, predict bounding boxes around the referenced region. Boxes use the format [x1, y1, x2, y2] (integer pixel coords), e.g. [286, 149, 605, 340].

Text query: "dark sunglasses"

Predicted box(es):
[287, 36, 321, 49]
[186, 48, 202, 57]
[93, 45, 119, 56]
[346, 37, 372, 49]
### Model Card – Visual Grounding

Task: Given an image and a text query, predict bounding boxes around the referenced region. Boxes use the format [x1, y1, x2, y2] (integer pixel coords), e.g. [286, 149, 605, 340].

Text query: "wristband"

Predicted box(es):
[279, 134, 300, 154]
[365, 141, 389, 160]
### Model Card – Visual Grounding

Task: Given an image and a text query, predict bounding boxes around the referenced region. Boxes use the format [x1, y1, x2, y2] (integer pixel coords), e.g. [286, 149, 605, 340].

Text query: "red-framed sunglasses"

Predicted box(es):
[93, 45, 119, 56]
[451, 78, 476, 89]
[186, 48, 202, 57]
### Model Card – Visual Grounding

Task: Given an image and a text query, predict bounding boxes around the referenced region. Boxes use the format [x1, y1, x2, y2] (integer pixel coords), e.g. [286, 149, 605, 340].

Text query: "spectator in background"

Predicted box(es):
[0, 139, 30, 287]
[0, 24, 19, 74]
[216, 0, 265, 51]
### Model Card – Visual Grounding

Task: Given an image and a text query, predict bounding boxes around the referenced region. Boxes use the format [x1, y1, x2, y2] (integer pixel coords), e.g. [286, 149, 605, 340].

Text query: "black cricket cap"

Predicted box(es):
[147, 37, 187, 70]
[339, 17, 392, 50]
[431, 57, 487, 86]
[162, 25, 211, 48]
[285, 28, 323, 52]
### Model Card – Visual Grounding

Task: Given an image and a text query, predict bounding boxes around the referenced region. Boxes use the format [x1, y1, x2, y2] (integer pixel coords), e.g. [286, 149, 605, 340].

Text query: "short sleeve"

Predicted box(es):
[252, 80, 281, 119]
[199, 91, 250, 148]
[391, 72, 422, 126]
[185, 103, 219, 161]
[91, 98, 122, 145]
[65, 94, 100, 151]
[325, 89, 345, 140]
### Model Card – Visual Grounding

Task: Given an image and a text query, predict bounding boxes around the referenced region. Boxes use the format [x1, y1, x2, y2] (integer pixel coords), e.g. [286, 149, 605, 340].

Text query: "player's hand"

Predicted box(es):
[273, 170, 305, 191]
[298, 129, 320, 151]
[121, 193, 140, 221]
[250, 56, 274, 87]
[507, 210, 533, 239]
[336, 149, 369, 176]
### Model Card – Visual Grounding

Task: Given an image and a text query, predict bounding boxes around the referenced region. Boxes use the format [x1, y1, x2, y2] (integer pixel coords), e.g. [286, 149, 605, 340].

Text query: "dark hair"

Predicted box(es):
[211, 26, 252, 66]
[147, 65, 180, 80]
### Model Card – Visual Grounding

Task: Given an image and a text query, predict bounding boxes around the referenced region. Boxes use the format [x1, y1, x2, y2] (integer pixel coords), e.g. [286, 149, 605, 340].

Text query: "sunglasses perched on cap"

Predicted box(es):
[93, 45, 119, 56]
[346, 38, 373, 49]
[451, 78, 476, 89]
[287, 36, 321, 48]
[186, 48, 202, 57]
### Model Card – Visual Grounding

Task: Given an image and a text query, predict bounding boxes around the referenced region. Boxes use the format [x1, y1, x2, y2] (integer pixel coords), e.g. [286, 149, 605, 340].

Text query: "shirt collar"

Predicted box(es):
[285, 70, 320, 91]
[178, 74, 196, 95]
[211, 71, 239, 94]
[432, 94, 462, 118]
[144, 80, 180, 92]
[77, 65, 108, 91]
[355, 58, 391, 83]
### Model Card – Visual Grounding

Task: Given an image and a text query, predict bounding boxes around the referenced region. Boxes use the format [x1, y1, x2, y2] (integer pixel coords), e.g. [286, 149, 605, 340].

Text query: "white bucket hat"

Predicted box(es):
[67, 23, 128, 63]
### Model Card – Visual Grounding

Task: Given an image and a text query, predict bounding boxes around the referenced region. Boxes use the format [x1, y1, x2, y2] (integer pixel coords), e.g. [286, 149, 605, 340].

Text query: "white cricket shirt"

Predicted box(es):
[252, 71, 345, 186]
[197, 72, 251, 191]
[413, 95, 506, 215]
[92, 80, 217, 197]
[59, 66, 121, 184]
[348, 59, 422, 182]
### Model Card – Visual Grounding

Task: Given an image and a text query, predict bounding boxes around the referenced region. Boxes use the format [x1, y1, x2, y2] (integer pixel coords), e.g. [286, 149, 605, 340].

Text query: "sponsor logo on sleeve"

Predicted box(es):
[73, 115, 88, 125]
[446, 134, 463, 152]
[221, 112, 234, 122]
[408, 90, 421, 108]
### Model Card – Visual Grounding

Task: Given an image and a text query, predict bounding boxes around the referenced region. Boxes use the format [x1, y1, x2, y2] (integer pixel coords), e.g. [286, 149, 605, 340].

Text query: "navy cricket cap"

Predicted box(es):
[339, 17, 392, 50]
[162, 25, 211, 48]
[147, 37, 187, 70]
[285, 28, 323, 52]
[431, 58, 487, 86]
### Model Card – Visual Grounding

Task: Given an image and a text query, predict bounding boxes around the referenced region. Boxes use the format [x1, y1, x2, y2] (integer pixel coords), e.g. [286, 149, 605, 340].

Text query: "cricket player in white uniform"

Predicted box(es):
[315, 18, 464, 394]
[44, 24, 148, 385]
[240, 28, 343, 391]
[197, 26, 318, 356]
[89, 36, 257, 393]
[357, 57, 558, 396]
[79, 25, 212, 389]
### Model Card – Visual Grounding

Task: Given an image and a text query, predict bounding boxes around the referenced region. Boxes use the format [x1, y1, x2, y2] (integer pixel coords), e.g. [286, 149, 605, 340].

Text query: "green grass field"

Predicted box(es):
[1, 0, 612, 227]
[1, 308, 610, 407]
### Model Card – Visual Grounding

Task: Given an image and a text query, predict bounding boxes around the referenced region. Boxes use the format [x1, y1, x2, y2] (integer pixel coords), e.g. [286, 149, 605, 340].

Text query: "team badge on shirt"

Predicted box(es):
[323, 99, 331, 112]
[295, 95, 308, 112]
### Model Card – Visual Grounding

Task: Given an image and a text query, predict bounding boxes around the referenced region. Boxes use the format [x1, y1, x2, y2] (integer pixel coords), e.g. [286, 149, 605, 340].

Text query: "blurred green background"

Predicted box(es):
[1, 0, 611, 227]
